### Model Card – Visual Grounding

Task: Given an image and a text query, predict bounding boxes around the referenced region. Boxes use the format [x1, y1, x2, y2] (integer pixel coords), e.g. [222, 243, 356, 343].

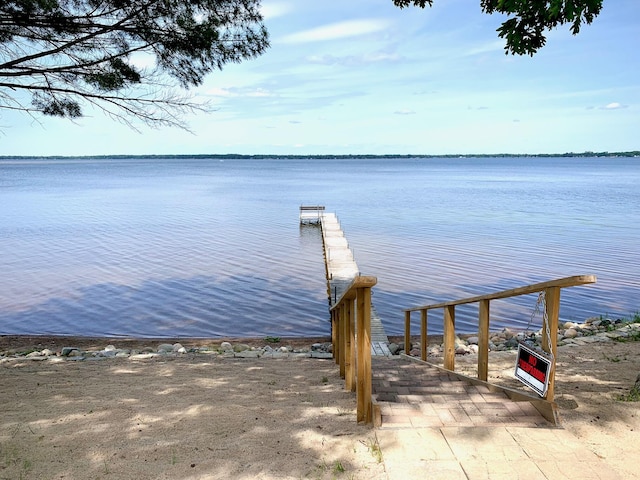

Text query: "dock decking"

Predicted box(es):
[301, 206, 390, 355]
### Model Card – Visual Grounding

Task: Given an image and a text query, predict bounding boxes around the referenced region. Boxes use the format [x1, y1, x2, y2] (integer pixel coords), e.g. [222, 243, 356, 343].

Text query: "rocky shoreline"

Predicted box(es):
[401, 315, 640, 357]
[1, 315, 638, 364]
[402, 315, 640, 357]
[0, 339, 335, 364]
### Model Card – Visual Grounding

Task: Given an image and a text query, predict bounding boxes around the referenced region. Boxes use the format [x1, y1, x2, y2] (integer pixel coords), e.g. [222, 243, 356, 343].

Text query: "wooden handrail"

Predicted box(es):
[330, 275, 377, 424]
[405, 275, 596, 312]
[330, 276, 377, 306]
[403, 275, 596, 424]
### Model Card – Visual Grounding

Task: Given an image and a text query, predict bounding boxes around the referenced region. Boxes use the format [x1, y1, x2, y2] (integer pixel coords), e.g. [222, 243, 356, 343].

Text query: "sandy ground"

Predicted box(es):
[1, 336, 639, 480]
[453, 340, 640, 479]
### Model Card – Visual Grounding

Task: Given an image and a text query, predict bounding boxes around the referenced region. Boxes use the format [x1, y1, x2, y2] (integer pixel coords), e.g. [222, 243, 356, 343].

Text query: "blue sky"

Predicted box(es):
[2, 0, 639, 156]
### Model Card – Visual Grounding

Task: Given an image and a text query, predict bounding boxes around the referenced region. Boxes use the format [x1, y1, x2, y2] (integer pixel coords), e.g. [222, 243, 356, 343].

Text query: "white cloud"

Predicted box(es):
[394, 109, 416, 115]
[206, 87, 236, 97]
[129, 52, 156, 70]
[603, 102, 627, 110]
[205, 87, 275, 98]
[246, 89, 275, 98]
[306, 51, 401, 66]
[261, 2, 292, 19]
[280, 19, 391, 44]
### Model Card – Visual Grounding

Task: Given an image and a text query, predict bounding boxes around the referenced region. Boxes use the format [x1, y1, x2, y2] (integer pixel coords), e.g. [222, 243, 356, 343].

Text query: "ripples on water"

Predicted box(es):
[0, 156, 638, 337]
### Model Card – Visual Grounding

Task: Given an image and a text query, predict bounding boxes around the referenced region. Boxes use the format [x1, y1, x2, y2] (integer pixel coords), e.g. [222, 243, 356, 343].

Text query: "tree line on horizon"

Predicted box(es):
[2, 151, 638, 160]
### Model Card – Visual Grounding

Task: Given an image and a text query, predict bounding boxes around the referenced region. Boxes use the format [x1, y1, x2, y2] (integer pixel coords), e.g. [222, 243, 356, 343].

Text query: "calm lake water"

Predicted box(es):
[1, 156, 638, 338]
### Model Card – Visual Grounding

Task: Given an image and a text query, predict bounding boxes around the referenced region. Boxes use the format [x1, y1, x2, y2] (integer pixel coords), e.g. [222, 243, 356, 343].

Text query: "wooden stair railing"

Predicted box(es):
[330, 275, 377, 424]
[403, 275, 597, 424]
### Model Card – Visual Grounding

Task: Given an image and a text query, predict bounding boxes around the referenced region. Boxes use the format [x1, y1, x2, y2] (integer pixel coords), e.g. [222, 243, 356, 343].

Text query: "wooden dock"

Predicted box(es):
[301, 206, 390, 355]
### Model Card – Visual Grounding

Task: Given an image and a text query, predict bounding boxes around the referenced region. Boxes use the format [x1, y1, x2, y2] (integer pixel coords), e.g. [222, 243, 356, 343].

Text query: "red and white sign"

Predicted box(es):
[514, 343, 552, 397]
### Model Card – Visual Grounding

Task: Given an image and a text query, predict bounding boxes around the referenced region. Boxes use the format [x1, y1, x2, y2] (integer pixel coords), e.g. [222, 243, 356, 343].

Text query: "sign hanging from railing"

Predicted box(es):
[514, 343, 552, 397]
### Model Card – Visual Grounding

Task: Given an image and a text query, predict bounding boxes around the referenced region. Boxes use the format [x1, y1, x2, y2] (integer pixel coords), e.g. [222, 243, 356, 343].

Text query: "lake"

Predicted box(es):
[0, 156, 638, 338]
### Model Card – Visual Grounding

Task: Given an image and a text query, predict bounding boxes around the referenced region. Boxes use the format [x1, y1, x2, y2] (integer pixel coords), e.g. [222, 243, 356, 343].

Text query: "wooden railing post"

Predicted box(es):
[356, 287, 372, 424]
[443, 305, 456, 371]
[543, 286, 560, 401]
[331, 310, 340, 364]
[478, 299, 490, 381]
[339, 305, 347, 378]
[420, 309, 428, 361]
[404, 310, 411, 355]
[345, 299, 356, 392]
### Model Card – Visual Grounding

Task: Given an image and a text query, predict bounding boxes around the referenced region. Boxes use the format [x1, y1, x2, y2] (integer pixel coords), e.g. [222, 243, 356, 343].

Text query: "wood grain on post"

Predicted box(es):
[345, 300, 356, 392]
[339, 306, 346, 378]
[421, 309, 428, 361]
[404, 310, 411, 356]
[356, 287, 372, 424]
[478, 299, 490, 381]
[543, 286, 561, 401]
[444, 305, 456, 371]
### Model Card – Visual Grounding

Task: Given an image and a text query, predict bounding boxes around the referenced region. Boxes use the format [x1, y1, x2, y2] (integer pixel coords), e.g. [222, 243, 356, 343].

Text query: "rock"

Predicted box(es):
[502, 328, 515, 340]
[235, 350, 261, 358]
[129, 353, 158, 360]
[388, 343, 401, 355]
[468, 344, 479, 354]
[455, 345, 470, 355]
[104, 345, 117, 352]
[564, 328, 579, 339]
[68, 349, 84, 357]
[310, 352, 333, 359]
[61, 347, 79, 356]
[219, 342, 233, 351]
[172, 343, 184, 352]
[233, 344, 250, 353]
[177, 347, 187, 354]
[98, 350, 117, 358]
[157, 344, 174, 353]
[26, 353, 48, 361]
[65, 355, 85, 361]
[504, 337, 518, 349]
[466, 336, 479, 345]
[600, 319, 612, 328]
[41, 349, 54, 356]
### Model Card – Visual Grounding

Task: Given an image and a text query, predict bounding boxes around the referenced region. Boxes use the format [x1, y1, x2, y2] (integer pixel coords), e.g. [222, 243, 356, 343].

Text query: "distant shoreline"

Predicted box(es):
[1, 151, 639, 160]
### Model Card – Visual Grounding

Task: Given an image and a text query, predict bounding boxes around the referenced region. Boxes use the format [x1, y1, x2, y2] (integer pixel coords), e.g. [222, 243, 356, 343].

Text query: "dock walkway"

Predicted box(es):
[301, 207, 389, 355]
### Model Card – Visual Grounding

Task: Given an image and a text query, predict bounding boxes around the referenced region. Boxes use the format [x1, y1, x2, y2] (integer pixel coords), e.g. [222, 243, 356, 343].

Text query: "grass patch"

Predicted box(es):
[362, 438, 383, 463]
[612, 331, 640, 343]
[617, 385, 640, 402]
[603, 354, 623, 362]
